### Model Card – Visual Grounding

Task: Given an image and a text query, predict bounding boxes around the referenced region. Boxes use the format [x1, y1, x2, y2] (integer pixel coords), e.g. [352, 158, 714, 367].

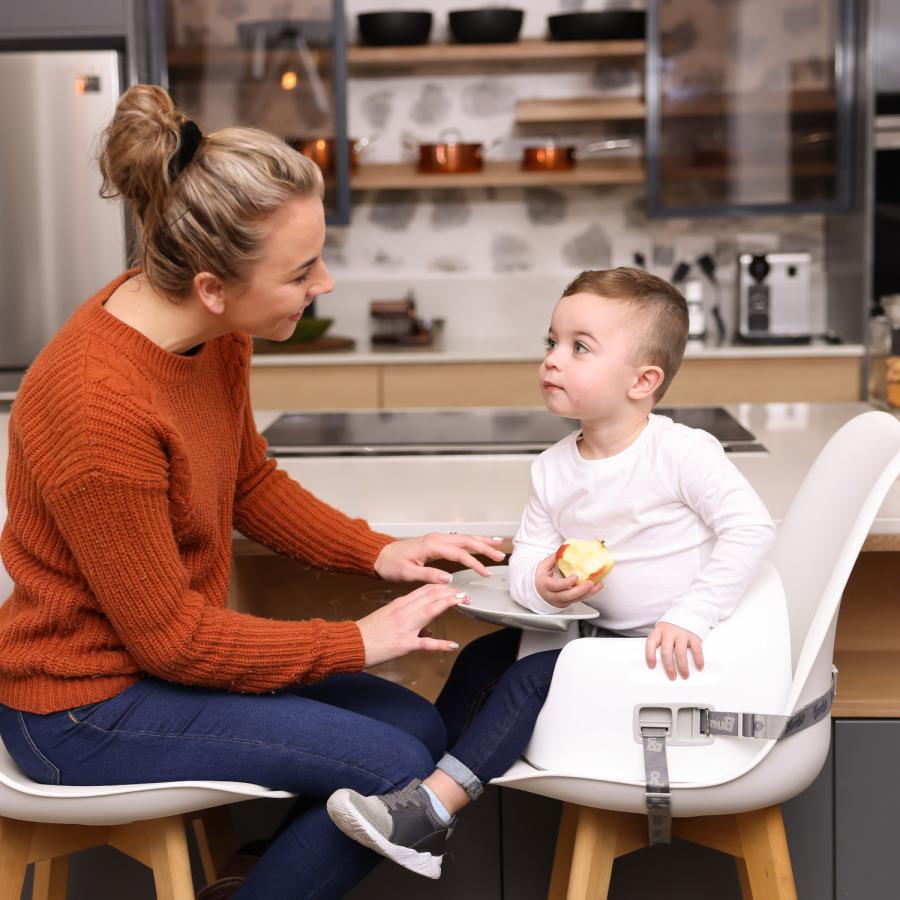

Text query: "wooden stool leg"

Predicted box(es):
[736, 806, 798, 900]
[32, 856, 70, 900]
[565, 807, 621, 900]
[192, 806, 237, 885]
[148, 816, 195, 900]
[110, 816, 195, 900]
[547, 802, 579, 900]
[0, 817, 33, 900]
[735, 857, 753, 900]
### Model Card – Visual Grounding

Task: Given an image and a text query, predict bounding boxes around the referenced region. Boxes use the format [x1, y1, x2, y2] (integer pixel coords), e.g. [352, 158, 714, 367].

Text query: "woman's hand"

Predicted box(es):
[535, 553, 604, 608]
[356, 583, 470, 667]
[374, 532, 507, 583]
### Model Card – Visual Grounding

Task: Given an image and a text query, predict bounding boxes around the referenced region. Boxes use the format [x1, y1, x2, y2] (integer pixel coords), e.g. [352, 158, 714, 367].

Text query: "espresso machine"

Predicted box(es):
[736, 252, 813, 344]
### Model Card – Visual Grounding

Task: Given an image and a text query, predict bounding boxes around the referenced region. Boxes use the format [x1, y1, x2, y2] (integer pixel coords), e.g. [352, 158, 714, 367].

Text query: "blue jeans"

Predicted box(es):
[434, 628, 561, 796]
[0, 673, 446, 899]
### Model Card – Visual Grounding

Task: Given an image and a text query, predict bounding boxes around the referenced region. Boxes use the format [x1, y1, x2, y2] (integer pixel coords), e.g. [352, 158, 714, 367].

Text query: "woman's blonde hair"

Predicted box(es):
[98, 84, 324, 298]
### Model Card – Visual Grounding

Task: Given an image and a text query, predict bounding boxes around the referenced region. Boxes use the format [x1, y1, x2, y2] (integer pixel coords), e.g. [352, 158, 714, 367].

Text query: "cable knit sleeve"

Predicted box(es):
[45, 468, 366, 691]
[226, 334, 394, 574]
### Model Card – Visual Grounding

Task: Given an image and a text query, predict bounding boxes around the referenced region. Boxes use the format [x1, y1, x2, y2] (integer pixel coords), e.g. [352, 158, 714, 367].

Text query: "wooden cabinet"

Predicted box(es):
[250, 354, 862, 410]
[249, 364, 380, 411]
[647, 0, 854, 216]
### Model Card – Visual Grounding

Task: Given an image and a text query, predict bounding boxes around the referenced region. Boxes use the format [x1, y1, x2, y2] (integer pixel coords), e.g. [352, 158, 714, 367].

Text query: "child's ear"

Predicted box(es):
[629, 365, 665, 401]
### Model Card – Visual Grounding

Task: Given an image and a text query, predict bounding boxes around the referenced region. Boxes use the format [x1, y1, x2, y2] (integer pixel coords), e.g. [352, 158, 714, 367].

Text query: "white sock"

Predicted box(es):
[419, 783, 453, 824]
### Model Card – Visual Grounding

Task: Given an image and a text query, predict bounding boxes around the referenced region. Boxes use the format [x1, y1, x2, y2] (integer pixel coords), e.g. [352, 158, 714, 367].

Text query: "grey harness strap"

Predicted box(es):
[639, 667, 838, 846]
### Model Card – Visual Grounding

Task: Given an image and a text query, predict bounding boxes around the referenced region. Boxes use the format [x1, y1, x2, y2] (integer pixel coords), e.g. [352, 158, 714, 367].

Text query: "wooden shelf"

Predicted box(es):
[515, 96, 645, 124]
[663, 90, 837, 118]
[167, 47, 330, 75]
[167, 38, 645, 75]
[348, 158, 644, 190]
[347, 38, 645, 68]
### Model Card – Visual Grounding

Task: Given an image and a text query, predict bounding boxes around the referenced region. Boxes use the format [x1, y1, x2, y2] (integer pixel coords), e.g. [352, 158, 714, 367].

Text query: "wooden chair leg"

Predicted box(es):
[735, 806, 798, 900]
[735, 857, 754, 900]
[109, 816, 195, 900]
[32, 856, 70, 900]
[565, 807, 621, 900]
[0, 817, 32, 900]
[547, 802, 579, 900]
[192, 805, 237, 884]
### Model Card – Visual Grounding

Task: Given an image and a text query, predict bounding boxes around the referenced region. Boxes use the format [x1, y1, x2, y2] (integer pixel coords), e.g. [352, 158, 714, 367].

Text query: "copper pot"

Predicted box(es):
[408, 130, 501, 174]
[522, 144, 576, 171]
[521, 137, 634, 171]
[287, 136, 373, 175]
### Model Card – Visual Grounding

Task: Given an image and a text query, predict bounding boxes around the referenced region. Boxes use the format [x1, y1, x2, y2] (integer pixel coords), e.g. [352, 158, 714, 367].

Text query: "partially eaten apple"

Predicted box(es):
[554, 538, 615, 585]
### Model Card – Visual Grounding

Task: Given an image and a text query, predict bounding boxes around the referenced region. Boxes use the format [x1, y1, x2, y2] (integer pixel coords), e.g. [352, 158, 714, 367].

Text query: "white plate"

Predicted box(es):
[452, 566, 600, 632]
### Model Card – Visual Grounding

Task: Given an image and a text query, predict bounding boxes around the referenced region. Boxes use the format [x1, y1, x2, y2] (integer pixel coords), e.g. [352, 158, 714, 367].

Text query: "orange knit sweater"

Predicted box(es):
[0, 271, 394, 714]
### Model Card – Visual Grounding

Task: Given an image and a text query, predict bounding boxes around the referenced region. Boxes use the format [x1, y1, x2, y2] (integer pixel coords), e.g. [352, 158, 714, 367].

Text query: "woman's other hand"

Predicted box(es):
[357, 583, 470, 667]
[374, 533, 506, 583]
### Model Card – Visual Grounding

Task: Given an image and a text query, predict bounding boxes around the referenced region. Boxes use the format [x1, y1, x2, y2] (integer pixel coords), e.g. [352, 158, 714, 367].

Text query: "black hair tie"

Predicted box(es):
[168, 120, 203, 181]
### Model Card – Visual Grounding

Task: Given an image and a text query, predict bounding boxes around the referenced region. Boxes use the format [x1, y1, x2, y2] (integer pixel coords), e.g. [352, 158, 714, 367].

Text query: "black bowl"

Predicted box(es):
[547, 11, 645, 41]
[357, 11, 433, 46]
[448, 8, 524, 44]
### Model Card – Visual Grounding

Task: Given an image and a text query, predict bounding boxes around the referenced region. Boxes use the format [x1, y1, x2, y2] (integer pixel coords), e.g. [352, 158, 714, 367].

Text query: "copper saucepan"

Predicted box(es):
[287, 136, 375, 175]
[406, 130, 502, 174]
[521, 137, 634, 171]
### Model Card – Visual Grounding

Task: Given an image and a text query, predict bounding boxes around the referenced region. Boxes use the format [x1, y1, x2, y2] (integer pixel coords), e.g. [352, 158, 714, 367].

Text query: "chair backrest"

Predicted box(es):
[770, 411, 900, 678]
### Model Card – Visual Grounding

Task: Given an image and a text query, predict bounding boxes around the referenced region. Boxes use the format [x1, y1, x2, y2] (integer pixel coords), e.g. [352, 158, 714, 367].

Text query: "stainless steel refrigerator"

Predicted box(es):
[0, 49, 126, 389]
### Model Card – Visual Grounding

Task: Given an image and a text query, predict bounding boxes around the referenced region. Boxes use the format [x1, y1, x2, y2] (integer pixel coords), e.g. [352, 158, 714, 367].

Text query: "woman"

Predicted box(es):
[0, 84, 504, 899]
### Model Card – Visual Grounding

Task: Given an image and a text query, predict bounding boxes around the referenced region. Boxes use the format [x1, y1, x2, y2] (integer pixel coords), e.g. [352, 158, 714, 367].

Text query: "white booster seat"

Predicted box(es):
[489, 410, 900, 852]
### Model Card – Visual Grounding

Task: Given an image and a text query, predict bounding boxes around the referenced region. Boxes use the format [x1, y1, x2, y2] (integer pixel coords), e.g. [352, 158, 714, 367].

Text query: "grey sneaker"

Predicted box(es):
[326, 778, 454, 879]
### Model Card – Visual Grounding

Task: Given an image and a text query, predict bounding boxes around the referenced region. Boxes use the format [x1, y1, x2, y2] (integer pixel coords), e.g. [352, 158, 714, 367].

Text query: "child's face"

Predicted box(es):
[540, 293, 645, 424]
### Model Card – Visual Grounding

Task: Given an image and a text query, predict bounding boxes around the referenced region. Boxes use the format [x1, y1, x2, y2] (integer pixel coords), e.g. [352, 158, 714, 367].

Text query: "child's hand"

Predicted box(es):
[535, 553, 604, 609]
[645, 623, 704, 680]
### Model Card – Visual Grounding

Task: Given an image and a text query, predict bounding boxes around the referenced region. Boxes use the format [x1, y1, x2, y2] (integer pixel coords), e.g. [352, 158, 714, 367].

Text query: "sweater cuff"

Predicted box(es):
[307, 620, 367, 681]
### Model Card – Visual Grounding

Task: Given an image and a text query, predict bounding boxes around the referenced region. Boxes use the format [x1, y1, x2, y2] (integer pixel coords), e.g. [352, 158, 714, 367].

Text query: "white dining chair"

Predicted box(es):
[492, 410, 900, 900]
[0, 506, 294, 900]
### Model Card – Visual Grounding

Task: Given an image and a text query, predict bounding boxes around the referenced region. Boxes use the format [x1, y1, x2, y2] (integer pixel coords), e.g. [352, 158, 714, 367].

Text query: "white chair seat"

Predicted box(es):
[0, 741, 293, 826]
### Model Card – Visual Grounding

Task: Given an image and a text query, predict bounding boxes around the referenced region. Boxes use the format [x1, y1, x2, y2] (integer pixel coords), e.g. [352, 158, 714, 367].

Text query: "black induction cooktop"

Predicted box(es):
[261, 406, 762, 457]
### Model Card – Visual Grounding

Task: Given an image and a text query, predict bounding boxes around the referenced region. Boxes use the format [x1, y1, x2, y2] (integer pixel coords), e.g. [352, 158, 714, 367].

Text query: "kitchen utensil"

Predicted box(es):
[521, 143, 575, 171]
[357, 11, 433, 46]
[547, 11, 645, 41]
[286, 136, 374, 175]
[696, 252, 727, 344]
[521, 137, 634, 171]
[407, 129, 501, 174]
[451, 566, 600, 632]
[448, 8, 524, 44]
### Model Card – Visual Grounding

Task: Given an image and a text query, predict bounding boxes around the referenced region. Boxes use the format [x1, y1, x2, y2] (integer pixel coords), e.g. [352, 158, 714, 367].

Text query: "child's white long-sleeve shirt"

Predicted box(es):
[509, 414, 776, 639]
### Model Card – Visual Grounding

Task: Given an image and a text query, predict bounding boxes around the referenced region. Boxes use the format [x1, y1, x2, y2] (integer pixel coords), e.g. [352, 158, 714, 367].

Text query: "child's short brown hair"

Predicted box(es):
[562, 267, 689, 402]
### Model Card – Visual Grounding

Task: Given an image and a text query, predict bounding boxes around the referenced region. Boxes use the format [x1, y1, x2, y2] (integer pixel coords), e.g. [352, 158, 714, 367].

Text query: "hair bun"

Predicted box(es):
[98, 84, 186, 230]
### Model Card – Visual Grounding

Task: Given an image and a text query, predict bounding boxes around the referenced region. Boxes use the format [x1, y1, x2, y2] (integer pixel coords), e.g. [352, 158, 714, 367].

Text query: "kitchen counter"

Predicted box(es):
[247, 402, 899, 545]
[251, 336, 865, 367]
[1, 403, 895, 543]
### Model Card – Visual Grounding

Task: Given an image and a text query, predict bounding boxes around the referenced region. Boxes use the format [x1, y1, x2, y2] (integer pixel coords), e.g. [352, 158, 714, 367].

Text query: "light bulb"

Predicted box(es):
[281, 69, 298, 91]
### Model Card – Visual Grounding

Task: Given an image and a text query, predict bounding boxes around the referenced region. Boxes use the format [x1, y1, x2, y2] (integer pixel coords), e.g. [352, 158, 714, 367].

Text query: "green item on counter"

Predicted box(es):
[285, 317, 333, 343]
